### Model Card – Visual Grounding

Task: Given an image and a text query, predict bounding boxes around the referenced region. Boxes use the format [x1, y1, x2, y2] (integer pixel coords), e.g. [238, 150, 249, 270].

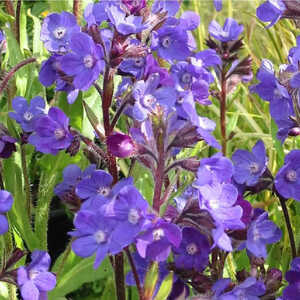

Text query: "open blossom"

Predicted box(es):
[256, 0, 286, 28]
[282, 257, 300, 299]
[60, 32, 105, 90]
[275, 150, 300, 201]
[9, 96, 45, 132]
[232, 140, 268, 186]
[40, 11, 80, 52]
[17, 251, 56, 300]
[136, 219, 182, 262]
[28, 107, 74, 155]
[71, 210, 122, 268]
[208, 18, 244, 42]
[173, 227, 210, 272]
[0, 190, 13, 235]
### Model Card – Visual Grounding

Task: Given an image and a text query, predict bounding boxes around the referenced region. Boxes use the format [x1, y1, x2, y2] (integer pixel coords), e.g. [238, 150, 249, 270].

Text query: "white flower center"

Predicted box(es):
[53, 26, 67, 40]
[29, 270, 39, 280]
[142, 94, 156, 107]
[128, 208, 140, 224]
[97, 186, 110, 196]
[162, 36, 171, 48]
[134, 58, 144, 67]
[83, 54, 94, 68]
[249, 162, 260, 174]
[54, 128, 65, 140]
[177, 96, 184, 104]
[153, 228, 164, 241]
[23, 111, 33, 121]
[181, 72, 192, 84]
[186, 243, 198, 255]
[253, 227, 260, 241]
[94, 230, 106, 244]
[286, 169, 297, 182]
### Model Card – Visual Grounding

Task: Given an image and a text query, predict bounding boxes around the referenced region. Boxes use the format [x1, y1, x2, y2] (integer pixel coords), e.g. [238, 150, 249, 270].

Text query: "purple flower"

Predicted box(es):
[28, 107, 74, 155]
[245, 209, 281, 258]
[84, 2, 109, 27]
[136, 219, 182, 262]
[282, 257, 300, 299]
[75, 169, 113, 200]
[40, 11, 80, 52]
[151, 21, 191, 62]
[131, 73, 176, 121]
[214, 0, 222, 11]
[102, 185, 149, 247]
[208, 18, 244, 42]
[54, 164, 96, 210]
[106, 4, 147, 35]
[9, 96, 45, 132]
[0, 190, 13, 235]
[17, 251, 56, 300]
[71, 210, 122, 268]
[232, 140, 268, 186]
[173, 227, 210, 272]
[0, 124, 17, 159]
[107, 133, 135, 158]
[217, 277, 266, 300]
[275, 150, 300, 201]
[256, 0, 286, 28]
[39, 55, 80, 104]
[60, 32, 105, 90]
[152, 0, 180, 17]
[195, 153, 233, 186]
[287, 36, 300, 89]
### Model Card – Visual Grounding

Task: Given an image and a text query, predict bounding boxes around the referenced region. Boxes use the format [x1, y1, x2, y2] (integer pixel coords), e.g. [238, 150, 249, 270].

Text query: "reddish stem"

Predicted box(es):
[220, 71, 227, 156]
[16, 0, 21, 45]
[0, 58, 36, 95]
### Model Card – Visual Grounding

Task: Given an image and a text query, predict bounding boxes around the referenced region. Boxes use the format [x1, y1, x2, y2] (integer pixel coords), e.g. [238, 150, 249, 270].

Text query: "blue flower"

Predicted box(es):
[9, 96, 46, 132]
[0, 190, 13, 235]
[232, 140, 268, 186]
[209, 18, 243, 42]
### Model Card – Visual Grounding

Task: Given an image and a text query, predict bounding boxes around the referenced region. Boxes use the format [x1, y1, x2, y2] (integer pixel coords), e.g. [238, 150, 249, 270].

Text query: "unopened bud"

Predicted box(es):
[265, 268, 282, 294]
[288, 127, 300, 136]
[0, 123, 17, 159]
[107, 133, 135, 158]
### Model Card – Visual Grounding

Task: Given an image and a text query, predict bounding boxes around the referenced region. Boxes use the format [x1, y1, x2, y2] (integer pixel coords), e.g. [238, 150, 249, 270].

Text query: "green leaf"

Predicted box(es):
[154, 271, 173, 300]
[270, 119, 284, 167]
[49, 255, 113, 298]
[0, 8, 15, 23]
[143, 262, 159, 300]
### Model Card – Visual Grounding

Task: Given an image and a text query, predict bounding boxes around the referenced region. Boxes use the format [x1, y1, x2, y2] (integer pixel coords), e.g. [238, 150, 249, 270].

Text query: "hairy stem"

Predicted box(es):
[73, 0, 81, 23]
[56, 240, 72, 279]
[278, 195, 296, 258]
[0, 160, 5, 190]
[101, 67, 126, 300]
[20, 143, 32, 219]
[0, 58, 36, 96]
[16, 0, 21, 45]
[220, 71, 227, 156]
[153, 129, 165, 214]
[5, 0, 15, 17]
[125, 247, 144, 299]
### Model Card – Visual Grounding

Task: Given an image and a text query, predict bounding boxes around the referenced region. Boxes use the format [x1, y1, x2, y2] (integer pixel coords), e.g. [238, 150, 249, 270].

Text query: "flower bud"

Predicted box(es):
[265, 268, 282, 294]
[0, 123, 17, 158]
[107, 133, 135, 158]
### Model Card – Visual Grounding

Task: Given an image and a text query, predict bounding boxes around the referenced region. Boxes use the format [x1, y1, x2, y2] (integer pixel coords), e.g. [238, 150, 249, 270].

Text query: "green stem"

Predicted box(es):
[220, 70, 227, 156]
[56, 240, 72, 279]
[20, 143, 32, 219]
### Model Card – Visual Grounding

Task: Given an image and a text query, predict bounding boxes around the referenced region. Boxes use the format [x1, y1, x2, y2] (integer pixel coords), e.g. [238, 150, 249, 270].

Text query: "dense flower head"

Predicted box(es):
[40, 11, 80, 52]
[282, 257, 300, 299]
[9, 96, 46, 132]
[173, 227, 210, 272]
[28, 107, 74, 155]
[275, 150, 300, 201]
[232, 140, 268, 186]
[0, 190, 13, 235]
[256, 0, 286, 28]
[136, 219, 182, 261]
[208, 18, 244, 42]
[60, 32, 105, 90]
[17, 250, 56, 300]
[0, 123, 17, 159]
